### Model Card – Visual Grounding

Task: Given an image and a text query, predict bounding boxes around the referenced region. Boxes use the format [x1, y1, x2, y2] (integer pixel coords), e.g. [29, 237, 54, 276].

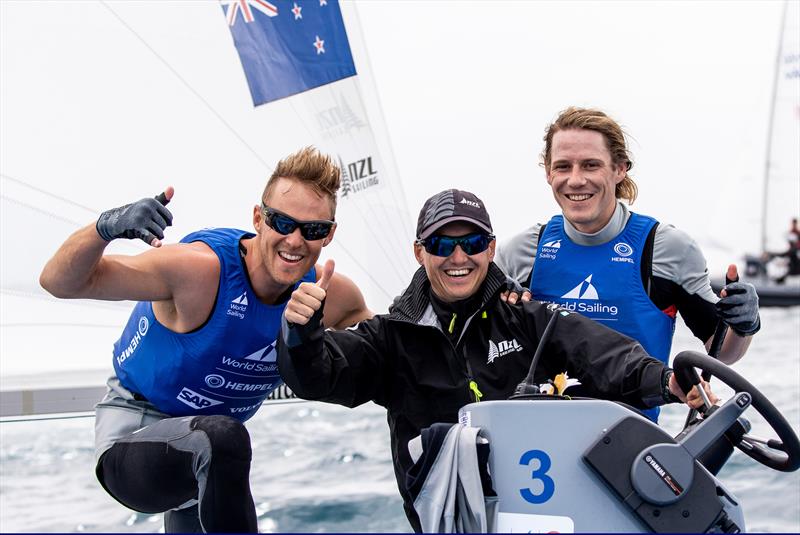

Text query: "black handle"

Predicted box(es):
[704, 272, 739, 379]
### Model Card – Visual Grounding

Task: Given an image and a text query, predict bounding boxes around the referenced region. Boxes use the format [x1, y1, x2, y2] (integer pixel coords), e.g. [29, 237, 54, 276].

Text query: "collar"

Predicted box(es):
[390, 263, 508, 324]
[563, 201, 632, 246]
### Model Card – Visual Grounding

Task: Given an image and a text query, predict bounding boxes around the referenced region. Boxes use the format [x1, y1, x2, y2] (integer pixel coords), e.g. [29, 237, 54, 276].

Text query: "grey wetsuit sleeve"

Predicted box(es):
[495, 224, 542, 285]
[652, 224, 718, 304]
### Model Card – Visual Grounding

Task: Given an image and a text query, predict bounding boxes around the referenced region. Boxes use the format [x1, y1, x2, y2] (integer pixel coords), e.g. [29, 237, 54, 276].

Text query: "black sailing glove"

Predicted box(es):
[506, 276, 525, 295]
[284, 299, 325, 348]
[716, 281, 761, 336]
[96, 192, 173, 245]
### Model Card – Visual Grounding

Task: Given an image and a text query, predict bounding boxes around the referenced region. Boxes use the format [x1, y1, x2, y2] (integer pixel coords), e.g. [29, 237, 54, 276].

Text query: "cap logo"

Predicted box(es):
[459, 197, 480, 208]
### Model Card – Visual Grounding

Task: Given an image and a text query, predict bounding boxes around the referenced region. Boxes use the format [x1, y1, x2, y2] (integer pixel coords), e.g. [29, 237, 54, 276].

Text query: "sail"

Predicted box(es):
[0, 0, 415, 386]
[762, 0, 800, 254]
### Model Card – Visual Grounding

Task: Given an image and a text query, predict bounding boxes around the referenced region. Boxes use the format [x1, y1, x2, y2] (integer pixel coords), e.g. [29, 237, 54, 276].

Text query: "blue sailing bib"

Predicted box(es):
[530, 214, 675, 421]
[112, 228, 316, 422]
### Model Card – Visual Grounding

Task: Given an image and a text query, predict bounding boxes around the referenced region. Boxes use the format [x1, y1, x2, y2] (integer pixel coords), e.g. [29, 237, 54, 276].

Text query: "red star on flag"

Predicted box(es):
[313, 35, 325, 54]
[291, 2, 302, 20]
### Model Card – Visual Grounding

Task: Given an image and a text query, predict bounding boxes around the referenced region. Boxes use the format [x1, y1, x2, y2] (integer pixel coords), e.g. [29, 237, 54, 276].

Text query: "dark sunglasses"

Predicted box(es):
[261, 204, 335, 241]
[416, 233, 495, 257]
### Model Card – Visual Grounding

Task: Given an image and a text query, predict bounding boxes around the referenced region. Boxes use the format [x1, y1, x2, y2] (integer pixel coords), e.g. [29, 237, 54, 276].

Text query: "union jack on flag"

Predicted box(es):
[223, 0, 278, 26]
[222, 0, 356, 106]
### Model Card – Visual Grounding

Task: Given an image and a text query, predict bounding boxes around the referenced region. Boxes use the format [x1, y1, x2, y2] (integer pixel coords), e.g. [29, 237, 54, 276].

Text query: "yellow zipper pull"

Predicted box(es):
[448, 313, 457, 334]
[469, 380, 483, 402]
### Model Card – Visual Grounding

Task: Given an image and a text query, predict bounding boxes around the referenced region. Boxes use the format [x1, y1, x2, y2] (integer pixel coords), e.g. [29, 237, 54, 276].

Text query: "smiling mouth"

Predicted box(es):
[565, 193, 593, 201]
[445, 268, 472, 277]
[278, 251, 303, 263]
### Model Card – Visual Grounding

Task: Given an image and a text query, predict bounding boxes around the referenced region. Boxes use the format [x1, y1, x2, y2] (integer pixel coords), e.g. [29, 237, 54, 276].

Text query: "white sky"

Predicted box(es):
[0, 0, 797, 373]
[1, 1, 792, 252]
[354, 0, 795, 266]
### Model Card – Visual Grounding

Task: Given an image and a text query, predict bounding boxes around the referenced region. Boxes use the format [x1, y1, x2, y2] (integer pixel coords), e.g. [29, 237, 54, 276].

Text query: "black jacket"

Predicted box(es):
[277, 263, 671, 530]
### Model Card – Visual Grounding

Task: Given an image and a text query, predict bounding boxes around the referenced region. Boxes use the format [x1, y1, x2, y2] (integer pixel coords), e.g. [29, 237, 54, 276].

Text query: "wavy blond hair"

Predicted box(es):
[541, 107, 638, 204]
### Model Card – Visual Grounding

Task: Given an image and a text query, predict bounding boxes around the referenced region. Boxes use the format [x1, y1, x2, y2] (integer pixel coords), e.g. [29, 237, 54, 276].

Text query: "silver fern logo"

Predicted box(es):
[487, 340, 500, 363]
[488, 338, 522, 363]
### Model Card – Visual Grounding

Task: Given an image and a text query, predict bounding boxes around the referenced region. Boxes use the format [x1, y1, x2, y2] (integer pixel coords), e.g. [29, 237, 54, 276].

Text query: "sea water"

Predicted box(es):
[1, 307, 798, 533]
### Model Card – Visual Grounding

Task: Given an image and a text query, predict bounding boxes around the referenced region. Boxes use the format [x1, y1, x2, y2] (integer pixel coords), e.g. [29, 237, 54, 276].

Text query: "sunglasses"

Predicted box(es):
[261, 204, 335, 241]
[417, 233, 495, 257]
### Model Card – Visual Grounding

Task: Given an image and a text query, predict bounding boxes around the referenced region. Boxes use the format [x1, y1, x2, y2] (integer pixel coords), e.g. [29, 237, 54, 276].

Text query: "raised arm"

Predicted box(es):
[39, 188, 221, 332]
[279, 259, 385, 406]
[40, 188, 175, 300]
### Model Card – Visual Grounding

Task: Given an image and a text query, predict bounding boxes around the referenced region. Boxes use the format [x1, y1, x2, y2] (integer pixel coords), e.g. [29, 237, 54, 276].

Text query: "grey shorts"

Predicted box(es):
[94, 375, 171, 463]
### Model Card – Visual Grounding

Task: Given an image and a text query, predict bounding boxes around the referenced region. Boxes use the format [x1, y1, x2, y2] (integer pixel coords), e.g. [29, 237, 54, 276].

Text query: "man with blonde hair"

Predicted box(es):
[40, 146, 370, 533]
[496, 107, 760, 421]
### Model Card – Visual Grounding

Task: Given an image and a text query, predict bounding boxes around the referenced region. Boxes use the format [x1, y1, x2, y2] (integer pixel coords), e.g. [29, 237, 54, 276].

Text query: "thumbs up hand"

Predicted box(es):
[96, 187, 174, 247]
[284, 259, 335, 326]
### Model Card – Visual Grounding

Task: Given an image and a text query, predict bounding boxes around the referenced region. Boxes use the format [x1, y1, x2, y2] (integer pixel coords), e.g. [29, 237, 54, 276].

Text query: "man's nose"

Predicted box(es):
[566, 165, 586, 185]
[450, 245, 470, 261]
[283, 227, 305, 246]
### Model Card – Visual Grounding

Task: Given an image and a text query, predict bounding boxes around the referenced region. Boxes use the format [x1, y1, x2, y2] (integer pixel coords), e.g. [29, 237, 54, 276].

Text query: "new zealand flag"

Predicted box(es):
[223, 0, 357, 106]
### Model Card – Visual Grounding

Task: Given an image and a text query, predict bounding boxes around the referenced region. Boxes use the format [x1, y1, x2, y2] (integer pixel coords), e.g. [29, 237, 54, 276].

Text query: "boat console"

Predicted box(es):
[457, 351, 800, 533]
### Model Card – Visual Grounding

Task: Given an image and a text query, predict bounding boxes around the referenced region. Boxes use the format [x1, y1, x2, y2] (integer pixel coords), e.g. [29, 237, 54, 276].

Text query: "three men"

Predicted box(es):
[277, 188, 711, 531]
[39, 147, 370, 533]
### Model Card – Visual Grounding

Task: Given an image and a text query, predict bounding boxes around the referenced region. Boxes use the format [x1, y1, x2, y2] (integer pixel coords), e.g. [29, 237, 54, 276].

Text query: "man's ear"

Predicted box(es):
[414, 242, 425, 266]
[544, 166, 554, 185]
[322, 223, 337, 246]
[252, 205, 262, 232]
[487, 239, 496, 262]
[614, 163, 626, 185]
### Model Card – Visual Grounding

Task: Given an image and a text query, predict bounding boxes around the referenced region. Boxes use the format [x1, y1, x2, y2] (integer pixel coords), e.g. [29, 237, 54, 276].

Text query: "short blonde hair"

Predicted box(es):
[262, 146, 341, 214]
[542, 107, 638, 204]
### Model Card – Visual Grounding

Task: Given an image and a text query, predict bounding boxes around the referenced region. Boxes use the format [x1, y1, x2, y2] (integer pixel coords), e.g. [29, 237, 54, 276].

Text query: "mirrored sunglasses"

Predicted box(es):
[417, 233, 494, 257]
[261, 204, 335, 241]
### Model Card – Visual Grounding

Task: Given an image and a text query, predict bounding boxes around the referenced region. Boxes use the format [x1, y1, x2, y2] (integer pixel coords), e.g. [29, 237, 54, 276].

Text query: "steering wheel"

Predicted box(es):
[673, 351, 800, 472]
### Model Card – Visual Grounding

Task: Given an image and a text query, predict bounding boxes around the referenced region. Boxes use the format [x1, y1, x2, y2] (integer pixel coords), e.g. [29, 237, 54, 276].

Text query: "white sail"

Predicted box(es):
[762, 0, 800, 254]
[0, 1, 415, 399]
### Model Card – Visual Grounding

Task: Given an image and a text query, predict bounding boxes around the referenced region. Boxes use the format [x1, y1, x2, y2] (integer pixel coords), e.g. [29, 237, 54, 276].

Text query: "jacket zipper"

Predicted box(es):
[415, 307, 489, 404]
[457, 310, 485, 402]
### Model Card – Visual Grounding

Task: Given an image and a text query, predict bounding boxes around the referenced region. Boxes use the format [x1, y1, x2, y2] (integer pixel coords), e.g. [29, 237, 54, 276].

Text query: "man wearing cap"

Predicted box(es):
[277, 188, 712, 532]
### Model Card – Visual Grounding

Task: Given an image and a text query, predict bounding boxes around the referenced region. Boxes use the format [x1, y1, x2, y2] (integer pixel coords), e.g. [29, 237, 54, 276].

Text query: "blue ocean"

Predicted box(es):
[1, 307, 798, 533]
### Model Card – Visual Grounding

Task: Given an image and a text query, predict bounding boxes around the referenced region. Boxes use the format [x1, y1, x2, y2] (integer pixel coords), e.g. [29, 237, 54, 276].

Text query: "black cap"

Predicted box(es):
[416, 189, 493, 239]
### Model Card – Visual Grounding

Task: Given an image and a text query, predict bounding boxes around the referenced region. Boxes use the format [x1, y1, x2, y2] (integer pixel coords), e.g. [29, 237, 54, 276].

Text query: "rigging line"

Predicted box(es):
[286, 95, 411, 270]
[290, 89, 413, 274]
[337, 194, 410, 287]
[98, 0, 273, 172]
[350, 83, 414, 248]
[348, 76, 414, 247]
[284, 98, 411, 287]
[0, 174, 99, 214]
[1, 323, 121, 328]
[349, 3, 415, 246]
[0, 288, 134, 310]
[0, 413, 95, 423]
[0, 397, 307, 424]
[759, 0, 790, 255]
[273, 57, 410, 261]
[0, 194, 89, 228]
[330, 241, 394, 302]
[99, 1, 404, 291]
